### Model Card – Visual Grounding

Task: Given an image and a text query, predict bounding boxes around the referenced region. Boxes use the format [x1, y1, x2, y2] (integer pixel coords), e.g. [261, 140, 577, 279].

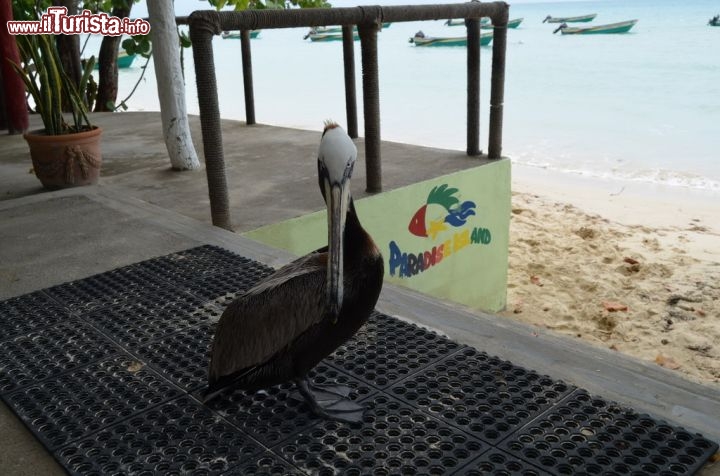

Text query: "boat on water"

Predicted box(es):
[306, 31, 360, 42]
[553, 19, 638, 35]
[444, 17, 490, 27]
[311, 22, 391, 34]
[409, 30, 493, 47]
[304, 23, 390, 41]
[709, 15, 720, 26]
[92, 51, 136, 69]
[481, 18, 523, 29]
[543, 13, 597, 24]
[222, 30, 261, 39]
[116, 51, 136, 68]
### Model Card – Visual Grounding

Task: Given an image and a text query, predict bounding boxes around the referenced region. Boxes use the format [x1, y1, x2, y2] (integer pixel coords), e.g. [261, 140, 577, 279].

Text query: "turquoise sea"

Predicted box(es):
[122, 0, 720, 191]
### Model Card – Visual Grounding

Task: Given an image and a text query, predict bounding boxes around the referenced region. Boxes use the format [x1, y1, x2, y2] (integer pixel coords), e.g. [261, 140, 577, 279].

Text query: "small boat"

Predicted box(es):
[116, 51, 135, 68]
[553, 19, 638, 35]
[409, 31, 493, 47]
[221, 30, 261, 39]
[709, 15, 720, 26]
[306, 31, 360, 42]
[444, 17, 490, 27]
[309, 23, 391, 34]
[481, 17, 523, 29]
[92, 51, 136, 69]
[543, 13, 597, 24]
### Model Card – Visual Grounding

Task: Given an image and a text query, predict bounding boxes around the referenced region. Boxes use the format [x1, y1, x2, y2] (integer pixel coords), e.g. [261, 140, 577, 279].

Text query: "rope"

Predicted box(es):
[466, 18, 481, 156]
[359, 22, 382, 193]
[189, 12, 232, 230]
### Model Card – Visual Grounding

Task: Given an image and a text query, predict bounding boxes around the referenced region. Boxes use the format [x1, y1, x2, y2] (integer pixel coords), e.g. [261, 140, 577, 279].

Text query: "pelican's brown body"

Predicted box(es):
[205, 202, 383, 399]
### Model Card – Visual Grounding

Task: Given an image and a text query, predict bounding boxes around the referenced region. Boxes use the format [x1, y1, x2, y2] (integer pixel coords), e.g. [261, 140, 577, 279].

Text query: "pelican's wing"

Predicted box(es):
[208, 252, 327, 382]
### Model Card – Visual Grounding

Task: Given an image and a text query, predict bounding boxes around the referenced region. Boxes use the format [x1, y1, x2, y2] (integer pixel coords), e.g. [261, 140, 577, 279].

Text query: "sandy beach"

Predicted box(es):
[503, 165, 720, 384]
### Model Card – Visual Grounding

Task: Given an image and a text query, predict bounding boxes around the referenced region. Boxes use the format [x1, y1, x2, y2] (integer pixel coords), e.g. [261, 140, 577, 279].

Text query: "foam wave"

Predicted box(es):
[512, 157, 720, 193]
[370, 130, 720, 193]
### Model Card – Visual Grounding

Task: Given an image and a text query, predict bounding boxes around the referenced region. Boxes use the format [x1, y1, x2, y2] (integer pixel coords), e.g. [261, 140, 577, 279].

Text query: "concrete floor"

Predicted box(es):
[1, 112, 493, 232]
[1, 113, 718, 475]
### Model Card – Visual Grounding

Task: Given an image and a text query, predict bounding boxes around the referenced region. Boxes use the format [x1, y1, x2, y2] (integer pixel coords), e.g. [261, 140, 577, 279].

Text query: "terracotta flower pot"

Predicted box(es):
[23, 126, 103, 190]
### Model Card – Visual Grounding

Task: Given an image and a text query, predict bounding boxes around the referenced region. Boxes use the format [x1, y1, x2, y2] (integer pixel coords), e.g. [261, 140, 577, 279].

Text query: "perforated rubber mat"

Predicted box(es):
[0, 245, 716, 475]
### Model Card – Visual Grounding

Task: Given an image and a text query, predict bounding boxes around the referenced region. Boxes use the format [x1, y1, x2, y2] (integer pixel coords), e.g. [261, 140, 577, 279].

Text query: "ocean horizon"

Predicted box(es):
[114, 0, 719, 192]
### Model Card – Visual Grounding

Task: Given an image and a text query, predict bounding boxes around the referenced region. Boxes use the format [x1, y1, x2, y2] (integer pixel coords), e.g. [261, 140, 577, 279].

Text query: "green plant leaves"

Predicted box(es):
[122, 35, 151, 58]
[12, 34, 93, 134]
[178, 30, 192, 48]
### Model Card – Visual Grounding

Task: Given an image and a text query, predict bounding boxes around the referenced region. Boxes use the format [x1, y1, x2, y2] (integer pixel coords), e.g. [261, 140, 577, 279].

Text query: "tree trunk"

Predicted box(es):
[0, 73, 8, 130]
[94, 3, 132, 112]
[54, 0, 82, 112]
[147, 0, 200, 170]
[0, 2, 29, 134]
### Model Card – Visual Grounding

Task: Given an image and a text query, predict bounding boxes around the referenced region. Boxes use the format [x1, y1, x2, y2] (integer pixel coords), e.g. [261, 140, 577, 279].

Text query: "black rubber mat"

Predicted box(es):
[5, 355, 181, 450]
[390, 348, 573, 444]
[0, 318, 121, 394]
[326, 312, 463, 389]
[0, 291, 72, 341]
[0, 245, 717, 475]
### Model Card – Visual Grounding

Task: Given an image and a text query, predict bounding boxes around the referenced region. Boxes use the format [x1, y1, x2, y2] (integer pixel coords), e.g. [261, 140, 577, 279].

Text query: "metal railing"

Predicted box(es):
[188, 2, 509, 230]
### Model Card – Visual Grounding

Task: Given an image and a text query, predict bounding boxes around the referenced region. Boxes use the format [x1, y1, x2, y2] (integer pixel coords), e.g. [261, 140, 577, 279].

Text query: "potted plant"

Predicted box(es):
[12, 34, 102, 189]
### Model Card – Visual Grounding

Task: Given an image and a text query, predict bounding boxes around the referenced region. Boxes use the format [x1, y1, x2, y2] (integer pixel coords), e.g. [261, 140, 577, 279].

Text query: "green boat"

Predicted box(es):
[481, 17, 523, 29]
[306, 31, 360, 42]
[554, 19, 638, 35]
[409, 31, 493, 47]
[709, 15, 720, 26]
[116, 52, 135, 68]
[543, 13, 597, 23]
[92, 51, 136, 69]
[311, 22, 391, 34]
[444, 17, 490, 27]
[221, 30, 261, 39]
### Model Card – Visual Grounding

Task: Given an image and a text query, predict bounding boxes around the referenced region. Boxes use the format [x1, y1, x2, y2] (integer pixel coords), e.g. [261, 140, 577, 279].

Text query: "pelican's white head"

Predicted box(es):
[318, 121, 356, 190]
[317, 121, 356, 322]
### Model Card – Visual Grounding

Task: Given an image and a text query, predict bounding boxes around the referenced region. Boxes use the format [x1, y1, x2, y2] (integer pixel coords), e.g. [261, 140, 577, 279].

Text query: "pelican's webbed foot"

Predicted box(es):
[295, 378, 365, 424]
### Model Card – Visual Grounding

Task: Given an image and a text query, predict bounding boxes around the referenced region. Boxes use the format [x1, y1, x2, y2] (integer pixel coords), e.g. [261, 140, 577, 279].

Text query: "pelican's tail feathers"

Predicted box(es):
[201, 383, 226, 404]
[201, 366, 257, 404]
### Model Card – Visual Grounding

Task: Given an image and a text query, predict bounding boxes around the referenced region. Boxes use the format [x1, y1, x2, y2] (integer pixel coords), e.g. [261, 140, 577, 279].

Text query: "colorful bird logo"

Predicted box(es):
[408, 184, 476, 240]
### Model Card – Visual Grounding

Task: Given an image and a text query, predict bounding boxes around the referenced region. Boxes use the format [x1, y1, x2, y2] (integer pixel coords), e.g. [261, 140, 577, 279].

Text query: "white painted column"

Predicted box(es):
[148, 0, 201, 170]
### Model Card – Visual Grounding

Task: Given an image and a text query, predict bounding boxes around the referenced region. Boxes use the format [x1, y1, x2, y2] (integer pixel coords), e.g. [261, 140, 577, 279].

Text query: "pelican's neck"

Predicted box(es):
[342, 198, 378, 262]
[343, 199, 361, 238]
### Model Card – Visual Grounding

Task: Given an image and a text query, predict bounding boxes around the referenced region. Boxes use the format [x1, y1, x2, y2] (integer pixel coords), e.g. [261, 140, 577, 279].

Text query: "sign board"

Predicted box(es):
[244, 159, 510, 312]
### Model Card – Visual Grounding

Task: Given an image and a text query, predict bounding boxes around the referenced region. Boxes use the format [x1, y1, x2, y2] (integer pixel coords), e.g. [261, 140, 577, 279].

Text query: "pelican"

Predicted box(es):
[203, 122, 384, 423]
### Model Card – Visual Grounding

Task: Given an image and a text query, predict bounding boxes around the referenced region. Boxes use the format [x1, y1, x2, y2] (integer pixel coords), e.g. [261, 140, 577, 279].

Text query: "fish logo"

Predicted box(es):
[408, 184, 476, 240]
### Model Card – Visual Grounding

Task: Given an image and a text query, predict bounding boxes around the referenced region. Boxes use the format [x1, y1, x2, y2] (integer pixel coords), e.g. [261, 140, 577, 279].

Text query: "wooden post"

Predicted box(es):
[190, 12, 232, 230]
[358, 22, 382, 193]
[0, 2, 29, 134]
[240, 30, 256, 125]
[466, 18, 481, 156]
[342, 25, 358, 139]
[489, 16, 508, 159]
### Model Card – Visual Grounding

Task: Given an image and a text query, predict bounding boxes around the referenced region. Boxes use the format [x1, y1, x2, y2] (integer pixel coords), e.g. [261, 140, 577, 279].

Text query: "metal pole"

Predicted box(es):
[240, 30, 256, 125]
[189, 13, 232, 230]
[342, 25, 358, 139]
[466, 18, 481, 156]
[358, 22, 382, 193]
[489, 19, 508, 159]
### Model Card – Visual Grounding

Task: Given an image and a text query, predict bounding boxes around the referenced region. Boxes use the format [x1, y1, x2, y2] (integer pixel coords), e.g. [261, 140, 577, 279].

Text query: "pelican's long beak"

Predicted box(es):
[324, 175, 351, 323]
[318, 122, 356, 323]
